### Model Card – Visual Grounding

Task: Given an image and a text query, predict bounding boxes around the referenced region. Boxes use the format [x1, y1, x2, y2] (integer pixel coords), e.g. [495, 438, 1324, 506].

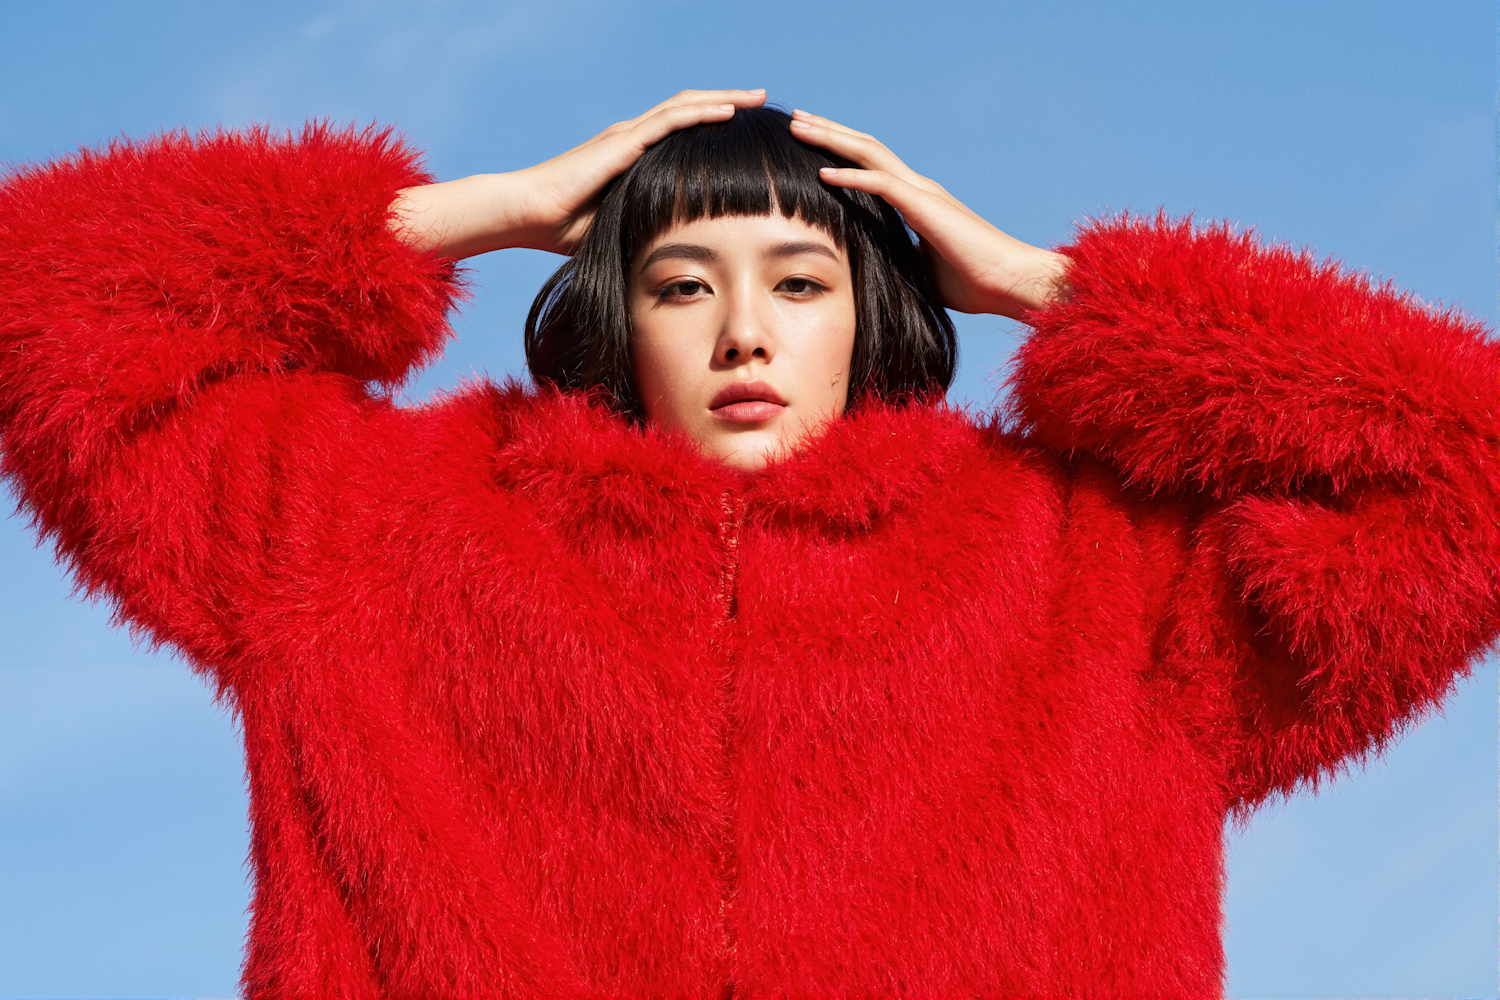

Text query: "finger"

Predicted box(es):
[632, 88, 766, 124]
[816, 166, 909, 200]
[794, 115, 949, 200]
[790, 110, 968, 206]
[535, 100, 748, 218]
[627, 101, 743, 149]
[789, 117, 948, 198]
[819, 166, 1017, 308]
[816, 167, 962, 235]
[560, 101, 739, 186]
[790, 109, 875, 142]
[583, 90, 765, 152]
[790, 110, 889, 158]
[586, 90, 764, 155]
[820, 165, 1014, 273]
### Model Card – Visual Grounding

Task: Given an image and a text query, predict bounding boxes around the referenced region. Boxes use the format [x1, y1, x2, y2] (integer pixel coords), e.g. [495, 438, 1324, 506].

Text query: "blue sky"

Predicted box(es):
[0, 2, 1495, 997]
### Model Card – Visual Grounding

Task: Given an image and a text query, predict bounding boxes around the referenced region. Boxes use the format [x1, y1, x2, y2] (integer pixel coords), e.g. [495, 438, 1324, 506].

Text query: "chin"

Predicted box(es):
[703, 422, 824, 472]
[687, 412, 840, 472]
[709, 438, 777, 472]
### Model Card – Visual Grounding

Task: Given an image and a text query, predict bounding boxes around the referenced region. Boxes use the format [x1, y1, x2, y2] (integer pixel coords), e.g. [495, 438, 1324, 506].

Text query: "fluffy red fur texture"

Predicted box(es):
[1, 125, 1496, 999]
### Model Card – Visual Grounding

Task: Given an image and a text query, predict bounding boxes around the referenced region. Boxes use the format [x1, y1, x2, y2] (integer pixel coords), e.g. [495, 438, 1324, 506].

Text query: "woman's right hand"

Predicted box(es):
[389, 89, 767, 260]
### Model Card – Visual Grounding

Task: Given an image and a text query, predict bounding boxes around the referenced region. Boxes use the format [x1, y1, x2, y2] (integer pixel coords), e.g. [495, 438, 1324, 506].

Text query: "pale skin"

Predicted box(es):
[389, 89, 1070, 471]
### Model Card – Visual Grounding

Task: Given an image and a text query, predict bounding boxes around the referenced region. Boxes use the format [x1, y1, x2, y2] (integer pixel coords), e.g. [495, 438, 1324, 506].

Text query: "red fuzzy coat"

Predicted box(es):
[1, 124, 1496, 999]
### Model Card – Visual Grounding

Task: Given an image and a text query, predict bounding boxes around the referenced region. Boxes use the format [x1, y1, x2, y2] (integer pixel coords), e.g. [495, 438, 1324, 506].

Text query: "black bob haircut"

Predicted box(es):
[524, 106, 958, 417]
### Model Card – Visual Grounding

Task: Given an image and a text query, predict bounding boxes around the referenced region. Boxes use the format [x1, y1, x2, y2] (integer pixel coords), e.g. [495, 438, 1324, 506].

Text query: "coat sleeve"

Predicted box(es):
[0, 125, 593, 996]
[1007, 213, 1500, 812]
[0, 122, 459, 658]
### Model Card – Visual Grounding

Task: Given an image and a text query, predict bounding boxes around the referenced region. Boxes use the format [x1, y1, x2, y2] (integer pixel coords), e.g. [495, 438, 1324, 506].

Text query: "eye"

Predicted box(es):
[777, 276, 825, 295]
[656, 279, 709, 300]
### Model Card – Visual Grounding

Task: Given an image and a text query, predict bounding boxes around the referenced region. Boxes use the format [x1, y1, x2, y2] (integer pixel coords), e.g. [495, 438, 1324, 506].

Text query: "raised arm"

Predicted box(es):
[0, 122, 459, 659]
[388, 88, 770, 258]
[0, 88, 768, 649]
[793, 111, 1499, 809]
[0, 125, 589, 994]
[1008, 214, 1500, 809]
[1, 100, 778, 996]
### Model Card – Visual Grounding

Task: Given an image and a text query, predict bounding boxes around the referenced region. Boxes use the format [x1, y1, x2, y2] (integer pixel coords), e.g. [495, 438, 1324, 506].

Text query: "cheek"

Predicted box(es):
[785, 292, 858, 405]
[629, 306, 698, 423]
[830, 296, 858, 371]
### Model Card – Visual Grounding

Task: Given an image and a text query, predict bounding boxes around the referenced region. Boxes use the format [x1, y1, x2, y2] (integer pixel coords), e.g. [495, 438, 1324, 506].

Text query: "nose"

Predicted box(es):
[713, 288, 776, 368]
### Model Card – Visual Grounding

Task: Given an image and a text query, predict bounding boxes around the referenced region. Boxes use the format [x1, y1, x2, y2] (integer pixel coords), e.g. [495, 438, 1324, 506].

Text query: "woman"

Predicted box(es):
[0, 89, 1494, 998]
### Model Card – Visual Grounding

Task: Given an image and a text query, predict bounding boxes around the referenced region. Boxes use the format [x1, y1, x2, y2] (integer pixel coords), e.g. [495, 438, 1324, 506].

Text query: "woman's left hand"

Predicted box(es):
[789, 110, 1069, 321]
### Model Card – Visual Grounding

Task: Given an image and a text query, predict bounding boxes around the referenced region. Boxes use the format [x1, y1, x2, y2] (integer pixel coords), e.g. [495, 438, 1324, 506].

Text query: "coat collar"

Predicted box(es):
[490, 387, 980, 535]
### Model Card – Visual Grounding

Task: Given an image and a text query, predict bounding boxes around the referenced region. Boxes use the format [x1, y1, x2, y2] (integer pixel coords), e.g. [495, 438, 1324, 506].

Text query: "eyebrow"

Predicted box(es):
[764, 240, 840, 262]
[640, 243, 719, 268]
[639, 239, 841, 270]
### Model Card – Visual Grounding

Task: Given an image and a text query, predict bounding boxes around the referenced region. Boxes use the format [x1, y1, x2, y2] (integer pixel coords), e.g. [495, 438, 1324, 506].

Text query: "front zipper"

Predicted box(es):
[715, 488, 743, 1000]
[717, 490, 742, 621]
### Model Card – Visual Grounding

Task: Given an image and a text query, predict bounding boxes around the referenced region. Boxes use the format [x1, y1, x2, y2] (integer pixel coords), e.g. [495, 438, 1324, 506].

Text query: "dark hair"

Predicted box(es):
[524, 106, 957, 417]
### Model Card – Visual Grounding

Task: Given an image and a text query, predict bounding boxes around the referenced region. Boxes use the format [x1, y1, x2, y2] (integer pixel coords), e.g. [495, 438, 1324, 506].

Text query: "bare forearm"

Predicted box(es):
[387, 173, 529, 260]
[388, 90, 769, 261]
[975, 240, 1072, 319]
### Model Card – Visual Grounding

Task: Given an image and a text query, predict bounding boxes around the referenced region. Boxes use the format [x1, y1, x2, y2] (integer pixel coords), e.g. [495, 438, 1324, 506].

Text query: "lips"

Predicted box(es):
[709, 379, 788, 424]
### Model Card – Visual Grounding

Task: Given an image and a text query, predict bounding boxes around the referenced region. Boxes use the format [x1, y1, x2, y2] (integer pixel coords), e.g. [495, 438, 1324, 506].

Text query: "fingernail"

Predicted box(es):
[791, 119, 811, 129]
[720, 104, 735, 111]
[819, 166, 837, 174]
[750, 88, 766, 94]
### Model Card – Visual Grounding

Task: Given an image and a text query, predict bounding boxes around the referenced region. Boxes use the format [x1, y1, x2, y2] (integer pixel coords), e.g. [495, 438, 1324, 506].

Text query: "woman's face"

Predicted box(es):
[629, 213, 857, 471]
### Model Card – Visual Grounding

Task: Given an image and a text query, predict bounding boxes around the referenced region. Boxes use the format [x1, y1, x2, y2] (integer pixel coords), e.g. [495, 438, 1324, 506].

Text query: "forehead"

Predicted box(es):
[633, 213, 846, 267]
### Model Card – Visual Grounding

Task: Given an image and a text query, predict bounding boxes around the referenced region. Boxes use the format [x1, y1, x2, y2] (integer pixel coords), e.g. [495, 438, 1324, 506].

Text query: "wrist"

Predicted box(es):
[387, 172, 530, 260]
[1012, 247, 1072, 316]
[986, 245, 1071, 320]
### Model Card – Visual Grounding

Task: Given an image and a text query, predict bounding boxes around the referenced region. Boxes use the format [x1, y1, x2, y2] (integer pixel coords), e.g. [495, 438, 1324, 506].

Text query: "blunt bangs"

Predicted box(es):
[525, 106, 957, 418]
[615, 108, 853, 262]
